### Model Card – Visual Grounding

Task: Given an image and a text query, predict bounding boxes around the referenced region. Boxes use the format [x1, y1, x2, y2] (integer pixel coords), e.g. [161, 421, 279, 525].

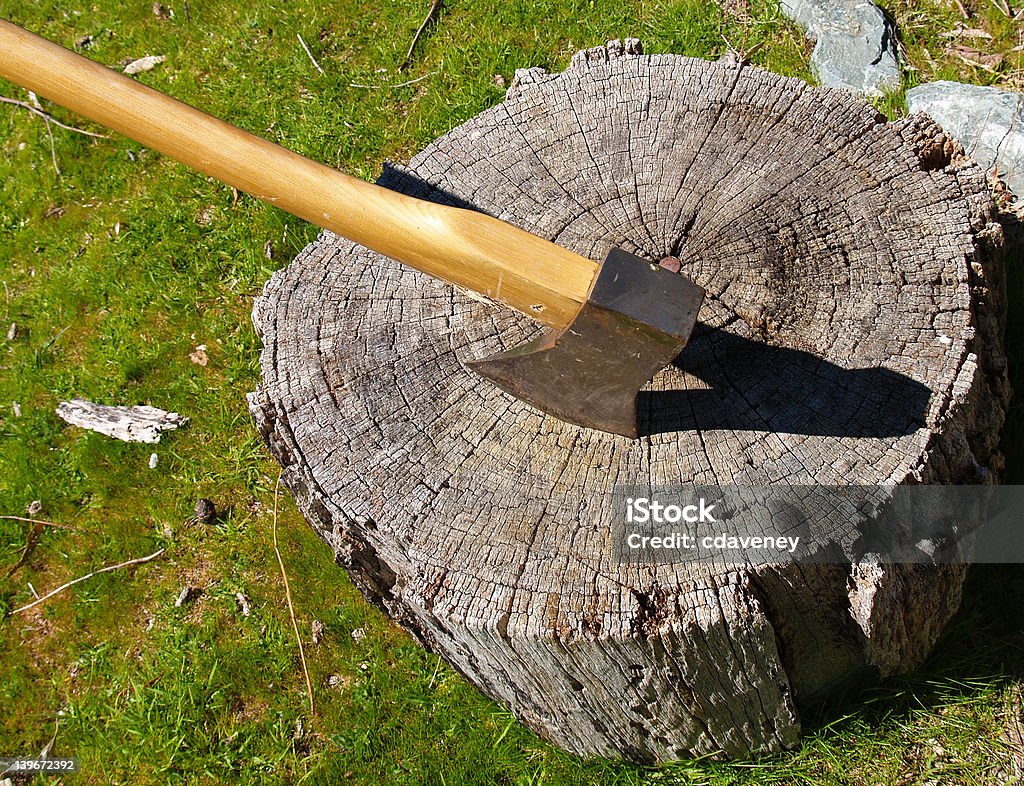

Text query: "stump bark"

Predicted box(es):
[248, 43, 1010, 761]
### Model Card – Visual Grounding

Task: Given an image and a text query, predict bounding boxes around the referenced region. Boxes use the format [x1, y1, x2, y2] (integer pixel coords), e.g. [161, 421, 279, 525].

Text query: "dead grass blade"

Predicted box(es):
[10, 548, 165, 615]
[272, 473, 315, 717]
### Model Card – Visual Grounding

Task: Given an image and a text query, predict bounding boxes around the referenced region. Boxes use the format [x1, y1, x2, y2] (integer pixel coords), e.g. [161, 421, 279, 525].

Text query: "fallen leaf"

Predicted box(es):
[124, 55, 167, 75]
[942, 24, 994, 39]
[948, 44, 1004, 71]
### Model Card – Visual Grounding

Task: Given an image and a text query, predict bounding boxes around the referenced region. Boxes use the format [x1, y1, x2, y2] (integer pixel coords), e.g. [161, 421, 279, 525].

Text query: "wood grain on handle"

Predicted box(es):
[0, 18, 598, 329]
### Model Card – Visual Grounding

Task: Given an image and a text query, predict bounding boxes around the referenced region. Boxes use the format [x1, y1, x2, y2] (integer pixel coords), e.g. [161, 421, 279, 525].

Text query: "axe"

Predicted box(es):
[0, 19, 704, 437]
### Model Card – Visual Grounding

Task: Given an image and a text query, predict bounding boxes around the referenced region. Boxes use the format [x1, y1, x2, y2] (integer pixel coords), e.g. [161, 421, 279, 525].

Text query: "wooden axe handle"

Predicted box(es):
[0, 18, 598, 330]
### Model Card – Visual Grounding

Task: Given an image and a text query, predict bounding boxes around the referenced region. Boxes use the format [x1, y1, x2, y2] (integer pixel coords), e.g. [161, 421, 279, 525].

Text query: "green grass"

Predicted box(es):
[886, 0, 1024, 90]
[0, 0, 1022, 784]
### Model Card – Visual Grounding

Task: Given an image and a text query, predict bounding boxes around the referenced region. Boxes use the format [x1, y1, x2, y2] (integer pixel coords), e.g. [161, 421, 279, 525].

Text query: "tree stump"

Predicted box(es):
[248, 43, 1010, 761]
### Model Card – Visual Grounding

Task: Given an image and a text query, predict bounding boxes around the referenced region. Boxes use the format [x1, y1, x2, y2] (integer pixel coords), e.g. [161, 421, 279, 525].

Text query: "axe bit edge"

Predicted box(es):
[469, 248, 705, 438]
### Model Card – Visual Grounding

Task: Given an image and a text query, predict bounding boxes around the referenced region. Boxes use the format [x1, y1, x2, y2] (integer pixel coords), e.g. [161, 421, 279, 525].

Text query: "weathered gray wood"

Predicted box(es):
[56, 398, 187, 443]
[248, 43, 1010, 761]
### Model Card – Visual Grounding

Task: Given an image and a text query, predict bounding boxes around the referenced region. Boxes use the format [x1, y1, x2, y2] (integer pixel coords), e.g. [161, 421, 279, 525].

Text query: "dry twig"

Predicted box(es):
[0, 515, 85, 532]
[400, 0, 442, 70]
[6, 520, 44, 579]
[0, 96, 109, 138]
[348, 72, 435, 90]
[297, 33, 324, 75]
[10, 548, 165, 615]
[272, 473, 315, 717]
[42, 117, 60, 177]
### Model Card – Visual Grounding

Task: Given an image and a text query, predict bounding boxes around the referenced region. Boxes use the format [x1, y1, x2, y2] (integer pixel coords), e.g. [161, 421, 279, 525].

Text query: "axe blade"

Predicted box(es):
[468, 248, 705, 438]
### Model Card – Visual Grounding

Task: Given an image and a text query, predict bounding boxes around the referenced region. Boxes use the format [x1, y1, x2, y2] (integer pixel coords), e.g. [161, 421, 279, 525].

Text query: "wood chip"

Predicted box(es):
[56, 398, 187, 443]
[124, 55, 166, 75]
[174, 585, 200, 607]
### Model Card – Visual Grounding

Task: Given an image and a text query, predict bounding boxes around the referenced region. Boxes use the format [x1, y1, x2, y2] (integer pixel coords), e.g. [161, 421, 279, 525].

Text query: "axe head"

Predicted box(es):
[468, 248, 705, 438]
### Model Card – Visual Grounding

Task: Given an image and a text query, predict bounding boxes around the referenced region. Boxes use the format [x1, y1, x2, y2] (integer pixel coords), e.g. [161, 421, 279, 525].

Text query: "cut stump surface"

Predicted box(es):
[249, 44, 1010, 761]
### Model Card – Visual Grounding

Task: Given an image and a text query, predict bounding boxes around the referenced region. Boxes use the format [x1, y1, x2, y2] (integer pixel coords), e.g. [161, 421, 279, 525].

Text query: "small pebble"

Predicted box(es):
[26, 499, 42, 516]
[149, 452, 159, 469]
[351, 627, 366, 643]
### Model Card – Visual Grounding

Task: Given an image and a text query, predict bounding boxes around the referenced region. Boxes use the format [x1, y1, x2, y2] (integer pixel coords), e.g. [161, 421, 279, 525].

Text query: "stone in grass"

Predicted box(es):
[779, 0, 901, 96]
[194, 497, 217, 524]
[56, 398, 186, 443]
[908, 81, 1024, 199]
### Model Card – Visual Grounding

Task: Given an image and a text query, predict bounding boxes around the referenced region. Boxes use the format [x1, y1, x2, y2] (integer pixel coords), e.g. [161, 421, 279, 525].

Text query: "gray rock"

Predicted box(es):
[780, 0, 901, 96]
[907, 81, 1024, 196]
